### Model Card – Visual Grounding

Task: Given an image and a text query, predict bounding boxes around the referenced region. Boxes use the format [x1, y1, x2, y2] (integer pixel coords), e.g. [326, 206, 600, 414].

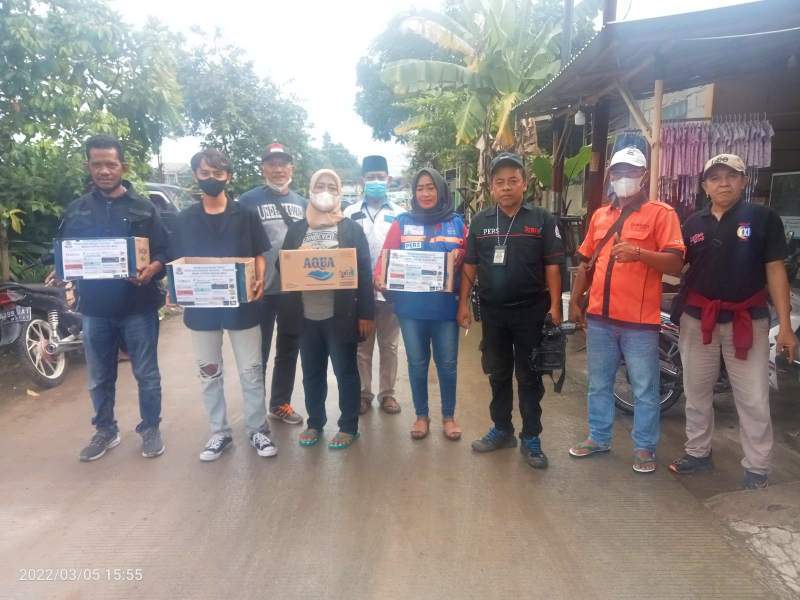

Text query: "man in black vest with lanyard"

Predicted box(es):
[458, 152, 564, 469]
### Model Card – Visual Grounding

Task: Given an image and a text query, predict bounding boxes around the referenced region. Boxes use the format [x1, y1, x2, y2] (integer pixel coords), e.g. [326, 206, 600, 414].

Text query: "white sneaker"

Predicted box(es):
[199, 434, 233, 462]
[250, 431, 277, 457]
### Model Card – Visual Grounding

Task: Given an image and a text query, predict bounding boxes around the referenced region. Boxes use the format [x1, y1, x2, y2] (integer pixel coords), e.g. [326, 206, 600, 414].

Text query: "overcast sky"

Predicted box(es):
[111, 0, 753, 175]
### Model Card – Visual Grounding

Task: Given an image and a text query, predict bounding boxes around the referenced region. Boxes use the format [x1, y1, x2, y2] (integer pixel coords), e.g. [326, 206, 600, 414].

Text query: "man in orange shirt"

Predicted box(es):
[568, 147, 684, 473]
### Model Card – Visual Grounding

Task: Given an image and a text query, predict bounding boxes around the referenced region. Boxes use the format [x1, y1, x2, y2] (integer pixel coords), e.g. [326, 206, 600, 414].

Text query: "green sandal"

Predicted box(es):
[328, 431, 359, 450]
[299, 428, 322, 447]
[568, 438, 610, 458]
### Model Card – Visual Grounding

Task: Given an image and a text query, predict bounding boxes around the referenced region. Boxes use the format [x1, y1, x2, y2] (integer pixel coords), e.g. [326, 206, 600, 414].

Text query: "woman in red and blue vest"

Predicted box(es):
[374, 168, 467, 441]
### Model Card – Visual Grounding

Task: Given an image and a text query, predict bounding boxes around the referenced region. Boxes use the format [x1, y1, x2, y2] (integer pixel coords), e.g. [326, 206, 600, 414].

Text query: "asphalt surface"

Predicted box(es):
[0, 317, 795, 599]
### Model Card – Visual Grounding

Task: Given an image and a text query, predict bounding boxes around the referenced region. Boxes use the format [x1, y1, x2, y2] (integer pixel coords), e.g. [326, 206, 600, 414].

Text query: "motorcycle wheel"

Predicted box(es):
[613, 344, 683, 415]
[16, 315, 68, 388]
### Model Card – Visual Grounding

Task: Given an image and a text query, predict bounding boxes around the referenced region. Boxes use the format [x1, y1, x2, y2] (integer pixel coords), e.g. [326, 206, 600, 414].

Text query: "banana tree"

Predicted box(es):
[381, 0, 602, 206]
[531, 144, 592, 214]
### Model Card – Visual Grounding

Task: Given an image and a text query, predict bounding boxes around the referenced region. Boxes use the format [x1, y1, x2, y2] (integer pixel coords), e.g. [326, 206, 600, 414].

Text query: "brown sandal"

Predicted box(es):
[380, 396, 401, 414]
[410, 417, 430, 440]
[442, 418, 462, 441]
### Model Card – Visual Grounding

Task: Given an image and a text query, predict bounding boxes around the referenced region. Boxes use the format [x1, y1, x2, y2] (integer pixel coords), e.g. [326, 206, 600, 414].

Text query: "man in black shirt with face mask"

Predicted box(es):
[171, 149, 274, 462]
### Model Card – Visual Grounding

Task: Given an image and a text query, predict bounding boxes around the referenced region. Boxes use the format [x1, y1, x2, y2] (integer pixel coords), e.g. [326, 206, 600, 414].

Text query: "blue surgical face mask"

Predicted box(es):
[364, 180, 388, 200]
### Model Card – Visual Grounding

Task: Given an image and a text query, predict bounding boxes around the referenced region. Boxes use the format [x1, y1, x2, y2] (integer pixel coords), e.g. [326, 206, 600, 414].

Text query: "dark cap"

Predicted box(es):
[362, 155, 388, 175]
[489, 152, 525, 176]
[262, 142, 292, 163]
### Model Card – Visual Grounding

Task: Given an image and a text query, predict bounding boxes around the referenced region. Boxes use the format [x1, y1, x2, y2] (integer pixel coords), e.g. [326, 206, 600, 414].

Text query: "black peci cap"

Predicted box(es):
[489, 152, 525, 176]
[362, 155, 388, 174]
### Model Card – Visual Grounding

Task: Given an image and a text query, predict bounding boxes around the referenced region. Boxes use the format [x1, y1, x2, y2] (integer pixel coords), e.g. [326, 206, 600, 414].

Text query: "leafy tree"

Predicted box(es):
[355, 14, 460, 142]
[311, 132, 361, 185]
[363, 0, 600, 206]
[0, 0, 183, 279]
[398, 93, 475, 172]
[177, 31, 315, 197]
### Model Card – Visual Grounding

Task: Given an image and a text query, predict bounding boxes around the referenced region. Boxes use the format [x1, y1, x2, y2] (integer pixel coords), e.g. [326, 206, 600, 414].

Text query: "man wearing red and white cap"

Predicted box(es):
[669, 153, 798, 489]
[239, 143, 307, 425]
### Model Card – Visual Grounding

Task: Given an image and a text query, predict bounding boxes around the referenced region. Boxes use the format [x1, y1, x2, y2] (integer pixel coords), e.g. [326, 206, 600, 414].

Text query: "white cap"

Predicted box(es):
[609, 147, 647, 169]
[703, 153, 746, 176]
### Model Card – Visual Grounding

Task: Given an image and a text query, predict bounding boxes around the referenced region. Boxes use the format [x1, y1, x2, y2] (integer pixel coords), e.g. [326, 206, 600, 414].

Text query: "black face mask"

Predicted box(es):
[198, 177, 227, 197]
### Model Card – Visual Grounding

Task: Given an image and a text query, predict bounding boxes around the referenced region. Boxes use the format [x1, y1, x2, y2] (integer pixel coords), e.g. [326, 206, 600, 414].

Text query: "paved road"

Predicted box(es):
[0, 318, 791, 599]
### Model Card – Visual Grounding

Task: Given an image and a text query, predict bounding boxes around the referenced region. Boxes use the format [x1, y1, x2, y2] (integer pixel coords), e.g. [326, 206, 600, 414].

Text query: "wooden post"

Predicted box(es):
[552, 116, 566, 215]
[649, 78, 664, 201]
[585, 101, 610, 217]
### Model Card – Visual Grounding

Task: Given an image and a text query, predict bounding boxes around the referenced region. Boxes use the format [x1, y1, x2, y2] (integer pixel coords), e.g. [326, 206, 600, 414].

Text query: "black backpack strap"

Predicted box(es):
[585, 205, 635, 271]
[267, 191, 296, 228]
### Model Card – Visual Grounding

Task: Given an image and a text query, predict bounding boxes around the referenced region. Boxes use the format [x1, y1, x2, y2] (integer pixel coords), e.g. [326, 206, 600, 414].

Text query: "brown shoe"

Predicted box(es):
[359, 398, 371, 415]
[380, 396, 401, 414]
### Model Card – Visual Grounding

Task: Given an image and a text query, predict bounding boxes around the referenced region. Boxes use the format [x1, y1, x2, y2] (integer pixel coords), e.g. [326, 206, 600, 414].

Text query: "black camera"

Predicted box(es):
[528, 315, 576, 393]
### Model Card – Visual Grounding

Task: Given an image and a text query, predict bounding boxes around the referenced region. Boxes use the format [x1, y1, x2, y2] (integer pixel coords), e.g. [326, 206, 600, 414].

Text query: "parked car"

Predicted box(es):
[145, 183, 195, 234]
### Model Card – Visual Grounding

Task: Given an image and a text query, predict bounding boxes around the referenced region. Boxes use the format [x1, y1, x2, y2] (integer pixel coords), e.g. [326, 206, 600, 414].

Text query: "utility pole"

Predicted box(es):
[584, 0, 618, 218]
[561, 0, 574, 65]
[553, 0, 576, 217]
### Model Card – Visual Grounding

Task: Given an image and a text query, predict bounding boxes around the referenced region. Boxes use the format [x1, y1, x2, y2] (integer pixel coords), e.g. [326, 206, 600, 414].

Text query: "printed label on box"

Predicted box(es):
[386, 250, 446, 292]
[172, 263, 240, 307]
[61, 238, 130, 280]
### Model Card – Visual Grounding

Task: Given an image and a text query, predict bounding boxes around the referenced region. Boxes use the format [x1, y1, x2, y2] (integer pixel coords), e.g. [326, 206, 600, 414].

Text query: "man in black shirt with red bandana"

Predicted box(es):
[669, 153, 798, 490]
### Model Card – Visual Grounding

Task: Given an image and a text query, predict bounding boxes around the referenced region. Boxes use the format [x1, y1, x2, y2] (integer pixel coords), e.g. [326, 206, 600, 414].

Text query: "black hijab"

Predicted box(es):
[410, 168, 454, 225]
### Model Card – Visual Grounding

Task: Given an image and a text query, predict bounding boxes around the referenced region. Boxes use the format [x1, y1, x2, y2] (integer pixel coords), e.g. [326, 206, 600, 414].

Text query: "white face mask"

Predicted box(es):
[612, 176, 642, 199]
[310, 191, 337, 212]
[266, 177, 292, 194]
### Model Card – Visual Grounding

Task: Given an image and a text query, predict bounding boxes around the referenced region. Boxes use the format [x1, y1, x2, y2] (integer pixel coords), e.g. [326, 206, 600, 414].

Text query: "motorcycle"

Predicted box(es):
[0, 274, 83, 388]
[614, 291, 800, 415]
[785, 230, 800, 284]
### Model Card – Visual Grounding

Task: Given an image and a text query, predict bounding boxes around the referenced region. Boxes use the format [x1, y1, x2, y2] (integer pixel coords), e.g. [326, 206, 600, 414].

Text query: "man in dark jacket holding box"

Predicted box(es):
[59, 135, 168, 462]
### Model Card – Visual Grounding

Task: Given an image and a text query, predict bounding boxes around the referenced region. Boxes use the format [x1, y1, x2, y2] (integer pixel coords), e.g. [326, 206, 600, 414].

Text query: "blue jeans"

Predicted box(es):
[586, 318, 660, 451]
[83, 311, 162, 433]
[398, 318, 459, 418]
[300, 318, 360, 435]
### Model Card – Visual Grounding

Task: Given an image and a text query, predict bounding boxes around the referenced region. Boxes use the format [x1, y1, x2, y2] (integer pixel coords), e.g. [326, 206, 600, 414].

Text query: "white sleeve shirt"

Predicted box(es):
[343, 199, 405, 302]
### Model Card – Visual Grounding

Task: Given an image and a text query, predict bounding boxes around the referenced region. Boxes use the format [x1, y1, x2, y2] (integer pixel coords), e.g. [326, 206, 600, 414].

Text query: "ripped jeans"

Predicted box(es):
[190, 326, 268, 438]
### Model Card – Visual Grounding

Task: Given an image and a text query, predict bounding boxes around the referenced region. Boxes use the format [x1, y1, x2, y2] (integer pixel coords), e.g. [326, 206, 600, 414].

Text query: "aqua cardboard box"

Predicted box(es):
[279, 248, 357, 291]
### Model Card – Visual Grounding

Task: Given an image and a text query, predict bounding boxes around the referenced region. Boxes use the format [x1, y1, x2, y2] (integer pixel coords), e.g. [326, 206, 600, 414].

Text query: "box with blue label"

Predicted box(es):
[279, 248, 358, 291]
[54, 237, 150, 280]
[167, 257, 257, 307]
[380, 249, 455, 293]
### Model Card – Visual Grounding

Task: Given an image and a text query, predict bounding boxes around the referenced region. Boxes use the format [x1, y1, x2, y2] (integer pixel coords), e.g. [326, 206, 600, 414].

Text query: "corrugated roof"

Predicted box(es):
[514, 0, 800, 117]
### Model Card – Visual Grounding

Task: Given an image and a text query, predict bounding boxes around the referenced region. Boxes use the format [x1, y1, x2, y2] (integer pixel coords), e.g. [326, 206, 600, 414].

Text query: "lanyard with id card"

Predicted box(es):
[493, 207, 519, 266]
[493, 244, 507, 265]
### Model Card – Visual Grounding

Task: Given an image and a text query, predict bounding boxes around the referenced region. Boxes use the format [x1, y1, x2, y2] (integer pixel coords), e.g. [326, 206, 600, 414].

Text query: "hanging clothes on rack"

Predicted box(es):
[655, 115, 774, 216]
[658, 120, 710, 218]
